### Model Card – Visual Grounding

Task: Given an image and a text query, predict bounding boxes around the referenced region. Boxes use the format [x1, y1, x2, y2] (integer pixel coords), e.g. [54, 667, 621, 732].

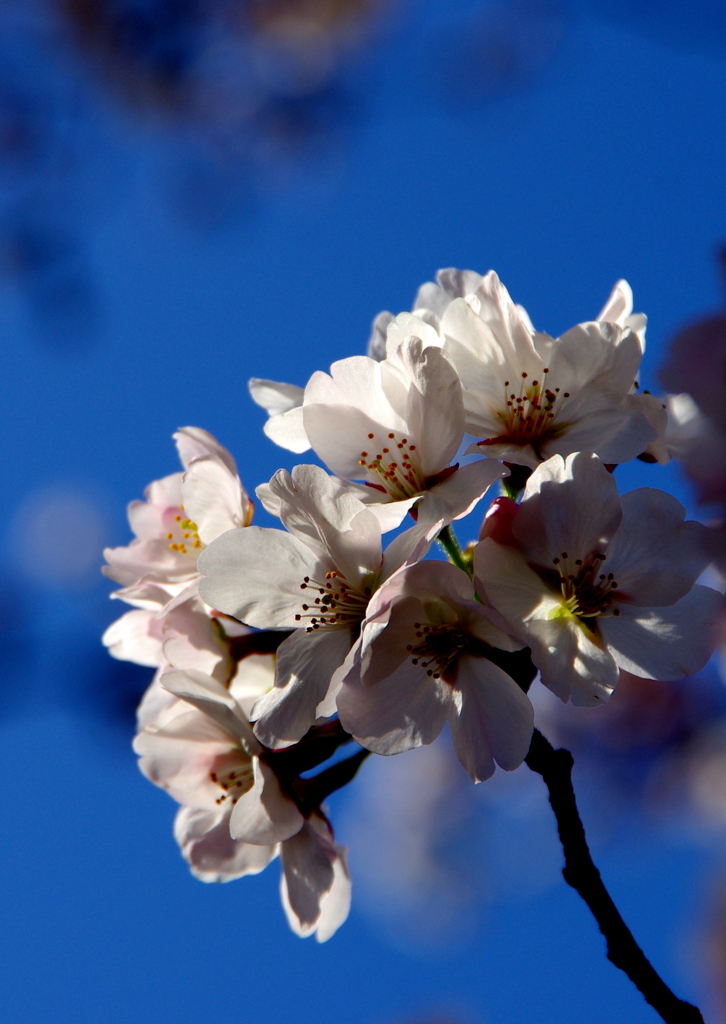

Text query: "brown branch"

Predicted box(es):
[526, 728, 705, 1024]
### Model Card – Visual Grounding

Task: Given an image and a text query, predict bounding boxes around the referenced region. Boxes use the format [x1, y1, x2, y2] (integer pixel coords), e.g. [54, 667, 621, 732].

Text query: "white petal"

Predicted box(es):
[314, 845, 352, 942]
[303, 358, 405, 480]
[173, 427, 238, 475]
[267, 466, 383, 589]
[448, 656, 534, 782]
[367, 311, 394, 361]
[529, 616, 619, 706]
[514, 453, 622, 568]
[474, 539, 618, 704]
[338, 658, 450, 755]
[600, 585, 723, 680]
[230, 758, 303, 844]
[603, 488, 710, 606]
[416, 459, 505, 526]
[161, 668, 260, 752]
[264, 407, 311, 454]
[102, 609, 165, 667]
[596, 279, 633, 326]
[280, 818, 335, 936]
[181, 456, 252, 545]
[174, 806, 277, 882]
[198, 526, 320, 628]
[251, 629, 353, 748]
[248, 378, 305, 417]
[387, 336, 464, 476]
[228, 653, 276, 718]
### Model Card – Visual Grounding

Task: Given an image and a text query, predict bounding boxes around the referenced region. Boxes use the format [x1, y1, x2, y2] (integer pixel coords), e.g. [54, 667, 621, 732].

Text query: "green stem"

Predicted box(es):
[438, 524, 470, 575]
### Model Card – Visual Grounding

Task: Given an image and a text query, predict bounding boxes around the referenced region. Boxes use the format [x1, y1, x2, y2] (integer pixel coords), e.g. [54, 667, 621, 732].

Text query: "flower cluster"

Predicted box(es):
[104, 268, 722, 940]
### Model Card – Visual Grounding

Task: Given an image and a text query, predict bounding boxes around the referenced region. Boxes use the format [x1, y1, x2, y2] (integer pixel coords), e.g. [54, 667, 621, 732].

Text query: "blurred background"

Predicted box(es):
[2, 1, 726, 1021]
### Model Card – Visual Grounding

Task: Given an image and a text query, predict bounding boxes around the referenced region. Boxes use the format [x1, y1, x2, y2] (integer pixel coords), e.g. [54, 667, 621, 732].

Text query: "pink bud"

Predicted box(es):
[479, 496, 519, 545]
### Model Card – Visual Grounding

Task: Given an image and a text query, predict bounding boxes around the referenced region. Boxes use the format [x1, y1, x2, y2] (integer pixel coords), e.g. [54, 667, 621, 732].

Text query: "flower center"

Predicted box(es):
[294, 570, 371, 633]
[480, 369, 570, 451]
[357, 430, 424, 501]
[165, 508, 203, 556]
[209, 757, 253, 806]
[406, 621, 471, 681]
[551, 551, 621, 620]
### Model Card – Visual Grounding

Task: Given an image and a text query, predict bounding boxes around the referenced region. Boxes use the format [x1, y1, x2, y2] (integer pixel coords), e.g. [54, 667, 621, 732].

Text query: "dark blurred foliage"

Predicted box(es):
[430, 1, 567, 109]
[661, 249, 726, 537]
[536, 668, 726, 822]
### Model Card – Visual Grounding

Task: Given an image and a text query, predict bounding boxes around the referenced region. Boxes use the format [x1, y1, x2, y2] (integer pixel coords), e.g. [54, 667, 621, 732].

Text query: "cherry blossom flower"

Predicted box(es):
[437, 272, 655, 468]
[474, 453, 723, 706]
[103, 427, 252, 605]
[199, 464, 441, 748]
[135, 667, 350, 940]
[337, 559, 533, 783]
[301, 326, 504, 529]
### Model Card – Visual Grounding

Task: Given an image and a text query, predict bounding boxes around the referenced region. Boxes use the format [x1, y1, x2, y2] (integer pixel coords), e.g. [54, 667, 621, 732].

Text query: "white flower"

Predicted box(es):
[199, 464, 440, 748]
[438, 271, 655, 468]
[301, 325, 504, 529]
[103, 427, 252, 605]
[135, 667, 350, 940]
[337, 559, 533, 783]
[474, 452, 723, 706]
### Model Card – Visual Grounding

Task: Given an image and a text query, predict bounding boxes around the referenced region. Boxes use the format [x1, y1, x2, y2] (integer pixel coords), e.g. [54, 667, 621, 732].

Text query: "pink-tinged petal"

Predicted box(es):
[280, 818, 336, 936]
[513, 453, 622, 568]
[173, 426, 238, 475]
[161, 669, 260, 753]
[136, 670, 179, 731]
[198, 525, 320, 628]
[338, 658, 450, 755]
[134, 709, 246, 810]
[126, 473, 184, 539]
[102, 609, 164, 667]
[600, 586, 724, 681]
[174, 806, 278, 882]
[448, 656, 534, 782]
[601, 488, 710, 607]
[104, 541, 199, 588]
[161, 599, 233, 682]
[251, 629, 354, 748]
[416, 459, 505, 526]
[478, 496, 518, 545]
[357, 594, 425, 685]
[181, 456, 252, 545]
[230, 758, 304, 844]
